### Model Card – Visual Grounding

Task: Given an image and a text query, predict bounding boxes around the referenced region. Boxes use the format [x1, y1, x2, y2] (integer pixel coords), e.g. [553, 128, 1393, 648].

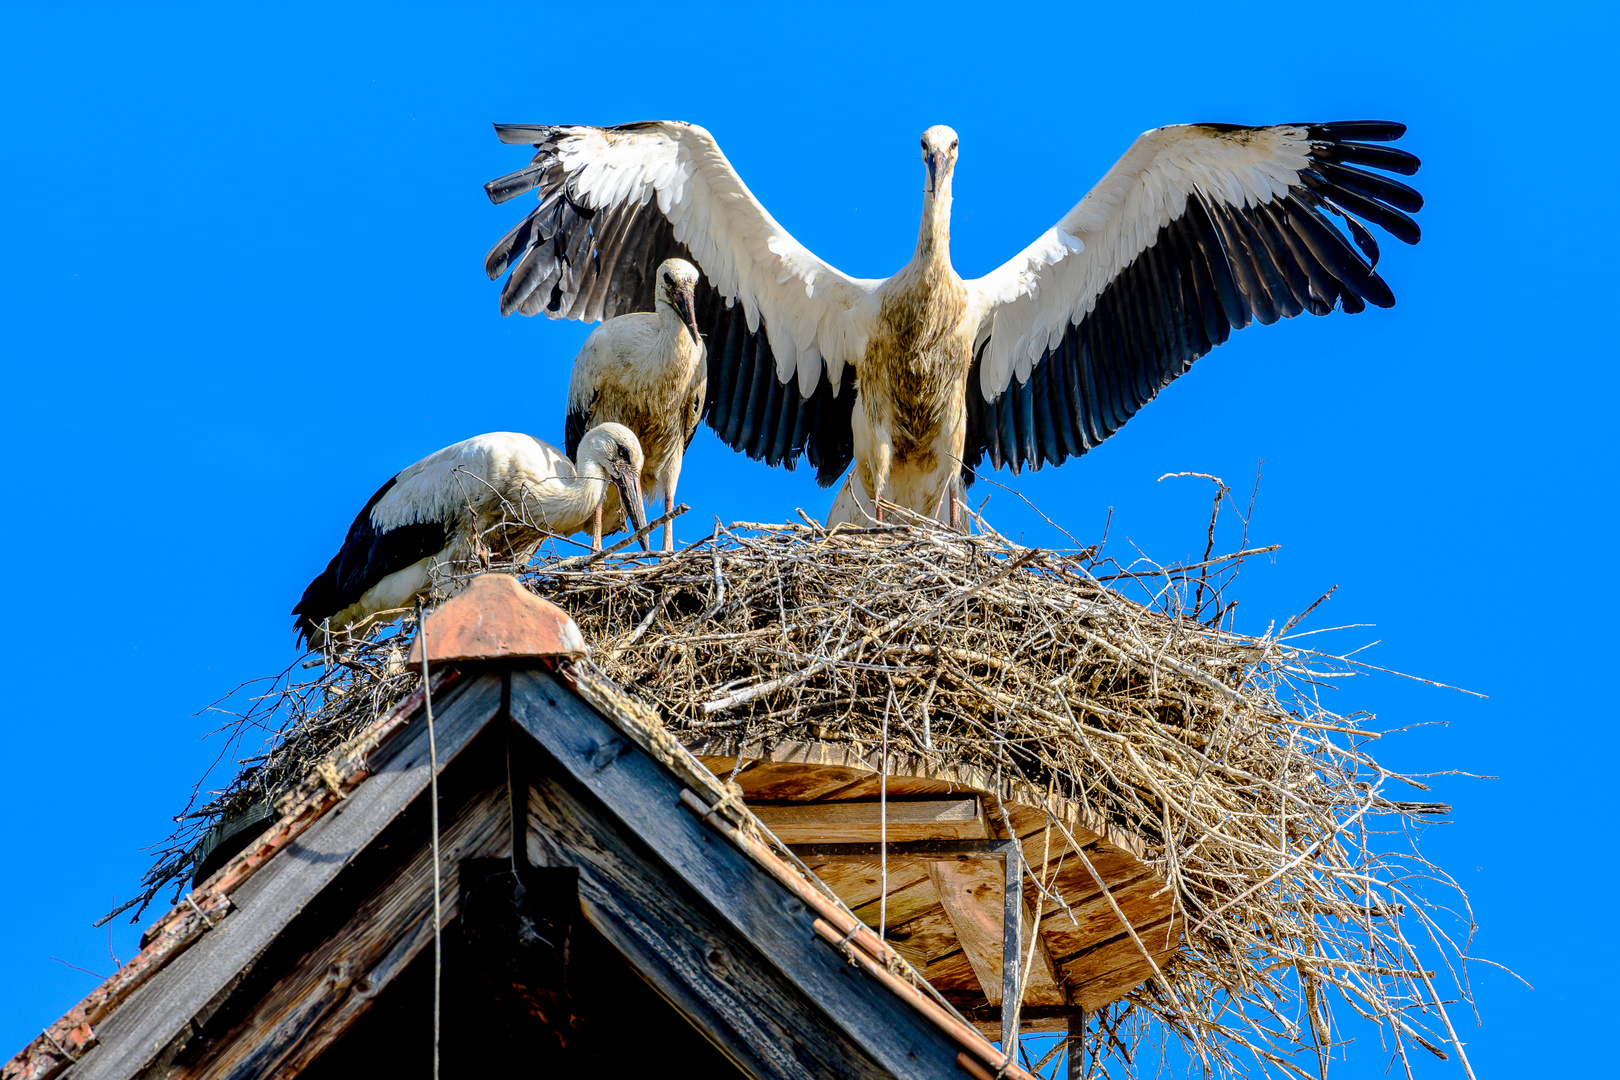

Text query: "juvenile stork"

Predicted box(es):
[292, 424, 646, 649]
[483, 119, 1422, 526]
[566, 257, 706, 552]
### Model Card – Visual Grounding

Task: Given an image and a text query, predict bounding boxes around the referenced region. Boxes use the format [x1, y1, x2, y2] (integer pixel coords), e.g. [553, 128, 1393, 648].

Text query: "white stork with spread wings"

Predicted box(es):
[484, 119, 1421, 526]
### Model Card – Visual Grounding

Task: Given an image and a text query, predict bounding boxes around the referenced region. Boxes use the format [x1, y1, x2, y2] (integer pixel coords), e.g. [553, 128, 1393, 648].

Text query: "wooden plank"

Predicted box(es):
[966, 1015, 1070, 1037]
[751, 798, 983, 843]
[1058, 916, 1181, 1013]
[880, 903, 961, 967]
[698, 758, 878, 802]
[920, 948, 978, 994]
[847, 872, 940, 931]
[169, 785, 512, 1080]
[509, 667, 980, 1080]
[1039, 874, 1164, 963]
[927, 862, 1065, 1008]
[65, 673, 506, 1080]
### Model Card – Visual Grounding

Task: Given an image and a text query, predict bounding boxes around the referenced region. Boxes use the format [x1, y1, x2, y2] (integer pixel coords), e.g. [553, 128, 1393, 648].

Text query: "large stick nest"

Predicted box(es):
[131, 501, 1482, 1080]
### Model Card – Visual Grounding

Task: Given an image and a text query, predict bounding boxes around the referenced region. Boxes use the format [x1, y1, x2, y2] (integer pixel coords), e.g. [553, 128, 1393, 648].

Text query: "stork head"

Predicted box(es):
[656, 258, 703, 347]
[920, 125, 959, 197]
[580, 422, 649, 550]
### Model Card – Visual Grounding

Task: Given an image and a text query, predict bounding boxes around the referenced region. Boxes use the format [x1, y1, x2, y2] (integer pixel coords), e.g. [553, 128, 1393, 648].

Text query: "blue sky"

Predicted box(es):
[1, 2, 1613, 1075]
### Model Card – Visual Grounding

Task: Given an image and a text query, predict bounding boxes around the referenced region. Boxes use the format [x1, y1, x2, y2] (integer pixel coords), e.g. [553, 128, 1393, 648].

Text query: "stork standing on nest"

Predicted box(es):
[292, 424, 647, 649]
[566, 257, 706, 552]
[483, 119, 1422, 527]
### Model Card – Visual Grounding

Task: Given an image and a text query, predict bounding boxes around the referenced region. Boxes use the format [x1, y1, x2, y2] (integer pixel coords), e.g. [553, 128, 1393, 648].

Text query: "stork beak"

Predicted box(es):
[673, 283, 701, 348]
[926, 150, 939, 195]
[615, 472, 649, 551]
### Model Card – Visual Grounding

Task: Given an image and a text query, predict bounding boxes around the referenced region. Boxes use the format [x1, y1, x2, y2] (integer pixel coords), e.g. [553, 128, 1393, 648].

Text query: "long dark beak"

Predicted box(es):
[926, 151, 939, 195]
[615, 472, 649, 551]
[673, 283, 701, 347]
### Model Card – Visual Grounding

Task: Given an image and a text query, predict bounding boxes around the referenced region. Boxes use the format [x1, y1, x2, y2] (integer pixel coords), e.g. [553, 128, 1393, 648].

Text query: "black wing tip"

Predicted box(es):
[290, 577, 334, 650]
[1307, 120, 1408, 142]
[484, 176, 523, 205]
[492, 122, 559, 146]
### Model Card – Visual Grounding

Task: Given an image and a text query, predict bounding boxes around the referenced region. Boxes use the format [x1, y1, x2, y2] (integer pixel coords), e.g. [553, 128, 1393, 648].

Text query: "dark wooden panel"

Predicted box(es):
[525, 772, 882, 1080]
[170, 785, 511, 1080]
[509, 668, 979, 1080]
[68, 673, 505, 1080]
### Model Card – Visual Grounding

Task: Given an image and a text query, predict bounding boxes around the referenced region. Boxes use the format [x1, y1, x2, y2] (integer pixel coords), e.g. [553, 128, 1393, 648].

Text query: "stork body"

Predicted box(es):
[566, 258, 706, 550]
[292, 425, 646, 649]
[484, 119, 1423, 526]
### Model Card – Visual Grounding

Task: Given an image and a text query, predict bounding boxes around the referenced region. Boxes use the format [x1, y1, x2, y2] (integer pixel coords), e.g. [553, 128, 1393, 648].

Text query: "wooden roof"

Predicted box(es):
[6, 577, 1181, 1080]
[4, 643, 1043, 1078]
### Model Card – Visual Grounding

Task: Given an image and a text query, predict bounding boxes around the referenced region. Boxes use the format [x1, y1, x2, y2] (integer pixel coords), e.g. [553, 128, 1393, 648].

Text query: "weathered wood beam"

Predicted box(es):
[66, 673, 506, 1080]
[927, 862, 1065, 1011]
[508, 667, 991, 1080]
[953, 1005, 1089, 1041]
[169, 785, 511, 1080]
[751, 797, 984, 843]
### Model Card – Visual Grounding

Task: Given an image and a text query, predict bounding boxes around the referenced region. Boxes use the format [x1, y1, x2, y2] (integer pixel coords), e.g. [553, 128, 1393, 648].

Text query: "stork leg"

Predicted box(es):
[870, 443, 892, 525]
[949, 483, 961, 532]
[661, 456, 682, 553]
[592, 504, 603, 552]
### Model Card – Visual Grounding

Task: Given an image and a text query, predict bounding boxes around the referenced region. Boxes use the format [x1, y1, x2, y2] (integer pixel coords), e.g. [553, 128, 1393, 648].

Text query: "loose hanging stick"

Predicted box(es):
[415, 600, 442, 1080]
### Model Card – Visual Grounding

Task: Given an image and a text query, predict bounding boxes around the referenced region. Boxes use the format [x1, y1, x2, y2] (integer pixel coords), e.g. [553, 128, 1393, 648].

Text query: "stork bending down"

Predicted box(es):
[566, 257, 706, 552]
[484, 119, 1422, 527]
[292, 424, 646, 649]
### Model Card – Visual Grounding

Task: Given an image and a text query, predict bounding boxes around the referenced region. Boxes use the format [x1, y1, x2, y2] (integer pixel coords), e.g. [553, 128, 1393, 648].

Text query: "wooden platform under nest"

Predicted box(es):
[691, 738, 1178, 1034]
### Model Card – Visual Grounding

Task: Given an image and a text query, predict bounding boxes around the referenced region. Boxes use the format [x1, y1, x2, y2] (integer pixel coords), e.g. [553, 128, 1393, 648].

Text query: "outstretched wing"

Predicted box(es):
[485, 121, 878, 486]
[965, 121, 1421, 479]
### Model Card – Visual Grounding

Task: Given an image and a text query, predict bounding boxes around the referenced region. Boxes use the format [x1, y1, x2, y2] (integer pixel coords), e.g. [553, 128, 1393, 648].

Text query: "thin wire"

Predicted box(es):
[416, 601, 442, 1080]
[879, 686, 891, 939]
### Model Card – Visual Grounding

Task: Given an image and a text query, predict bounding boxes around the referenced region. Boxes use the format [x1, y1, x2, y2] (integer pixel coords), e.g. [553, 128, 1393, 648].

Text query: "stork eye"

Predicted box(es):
[950, 139, 958, 150]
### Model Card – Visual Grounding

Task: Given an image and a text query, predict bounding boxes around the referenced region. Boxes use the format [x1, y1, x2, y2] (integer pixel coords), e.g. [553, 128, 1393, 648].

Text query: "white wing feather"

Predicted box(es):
[549, 123, 884, 396]
[968, 124, 1314, 397]
[368, 433, 572, 532]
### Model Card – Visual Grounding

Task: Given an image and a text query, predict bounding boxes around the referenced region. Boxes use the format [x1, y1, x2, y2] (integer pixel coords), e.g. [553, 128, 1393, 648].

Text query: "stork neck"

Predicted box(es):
[655, 298, 699, 359]
[566, 457, 614, 516]
[913, 186, 954, 275]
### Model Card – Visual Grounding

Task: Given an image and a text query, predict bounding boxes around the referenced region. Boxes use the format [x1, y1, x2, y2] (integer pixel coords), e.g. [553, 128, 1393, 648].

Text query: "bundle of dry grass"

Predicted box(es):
[127, 498, 1480, 1080]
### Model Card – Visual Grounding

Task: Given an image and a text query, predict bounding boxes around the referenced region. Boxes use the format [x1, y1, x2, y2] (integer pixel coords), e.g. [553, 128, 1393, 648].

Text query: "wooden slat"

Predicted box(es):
[881, 899, 962, 967]
[699, 758, 877, 802]
[1040, 874, 1163, 964]
[1058, 916, 1181, 1013]
[921, 948, 978, 993]
[64, 673, 506, 1080]
[967, 1015, 1070, 1037]
[751, 798, 983, 843]
[172, 785, 512, 1080]
[928, 862, 1065, 1008]
[848, 872, 941, 931]
[509, 667, 983, 1080]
